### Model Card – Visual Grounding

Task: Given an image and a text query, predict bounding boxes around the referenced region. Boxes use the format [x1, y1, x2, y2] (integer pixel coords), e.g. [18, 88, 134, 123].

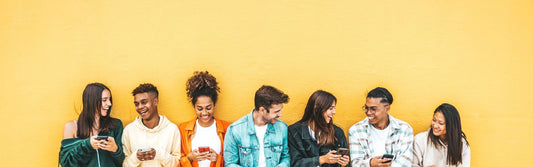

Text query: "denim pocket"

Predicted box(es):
[269, 145, 283, 164]
[238, 147, 253, 166]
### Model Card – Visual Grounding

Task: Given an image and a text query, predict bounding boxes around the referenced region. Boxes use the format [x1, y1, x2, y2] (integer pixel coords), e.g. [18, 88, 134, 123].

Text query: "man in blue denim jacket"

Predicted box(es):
[224, 85, 291, 167]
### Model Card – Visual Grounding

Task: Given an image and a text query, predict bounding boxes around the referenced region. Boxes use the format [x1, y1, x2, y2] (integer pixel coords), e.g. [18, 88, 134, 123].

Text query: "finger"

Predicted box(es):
[342, 155, 350, 161]
[329, 150, 338, 155]
[330, 154, 341, 158]
[107, 136, 115, 142]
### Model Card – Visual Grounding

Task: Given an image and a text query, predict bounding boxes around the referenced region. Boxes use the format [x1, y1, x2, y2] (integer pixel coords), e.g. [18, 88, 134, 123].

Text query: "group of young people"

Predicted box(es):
[59, 71, 470, 167]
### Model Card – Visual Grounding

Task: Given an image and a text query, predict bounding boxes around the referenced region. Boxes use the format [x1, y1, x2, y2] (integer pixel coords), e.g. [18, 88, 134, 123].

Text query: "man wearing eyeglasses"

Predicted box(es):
[348, 87, 413, 167]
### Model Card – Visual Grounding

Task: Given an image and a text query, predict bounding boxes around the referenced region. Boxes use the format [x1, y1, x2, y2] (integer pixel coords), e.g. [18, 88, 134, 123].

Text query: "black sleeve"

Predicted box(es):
[288, 124, 320, 167]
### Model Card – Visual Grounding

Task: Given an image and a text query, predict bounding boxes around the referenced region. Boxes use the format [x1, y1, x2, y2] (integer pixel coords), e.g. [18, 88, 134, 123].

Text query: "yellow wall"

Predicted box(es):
[1, 0, 532, 166]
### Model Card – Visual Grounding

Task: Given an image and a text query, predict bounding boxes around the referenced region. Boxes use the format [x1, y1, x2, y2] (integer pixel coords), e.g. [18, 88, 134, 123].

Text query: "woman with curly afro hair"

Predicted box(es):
[178, 71, 231, 167]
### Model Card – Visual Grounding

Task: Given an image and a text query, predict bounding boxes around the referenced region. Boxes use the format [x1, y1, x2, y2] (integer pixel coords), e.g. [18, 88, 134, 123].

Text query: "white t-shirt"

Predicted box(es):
[255, 125, 267, 167]
[308, 126, 320, 143]
[191, 119, 221, 167]
[369, 124, 391, 157]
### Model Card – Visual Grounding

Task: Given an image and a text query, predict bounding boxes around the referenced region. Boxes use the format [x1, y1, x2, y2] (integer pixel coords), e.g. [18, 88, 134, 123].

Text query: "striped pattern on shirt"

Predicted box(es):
[348, 115, 414, 167]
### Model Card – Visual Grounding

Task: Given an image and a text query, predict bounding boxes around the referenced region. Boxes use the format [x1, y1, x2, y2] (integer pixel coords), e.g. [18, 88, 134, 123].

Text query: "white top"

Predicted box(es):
[369, 124, 391, 157]
[413, 130, 470, 167]
[255, 125, 268, 167]
[308, 126, 320, 143]
[191, 119, 221, 167]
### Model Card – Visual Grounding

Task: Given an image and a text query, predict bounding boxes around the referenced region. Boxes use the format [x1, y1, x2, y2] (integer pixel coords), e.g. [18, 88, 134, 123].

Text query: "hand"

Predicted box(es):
[136, 148, 156, 161]
[370, 156, 392, 167]
[89, 136, 99, 150]
[206, 148, 218, 161]
[187, 149, 210, 162]
[98, 137, 118, 152]
[338, 155, 350, 167]
[319, 150, 341, 165]
[144, 148, 156, 161]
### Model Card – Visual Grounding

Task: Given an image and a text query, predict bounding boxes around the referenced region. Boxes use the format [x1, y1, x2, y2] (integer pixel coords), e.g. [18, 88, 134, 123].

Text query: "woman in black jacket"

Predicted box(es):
[288, 90, 349, 167]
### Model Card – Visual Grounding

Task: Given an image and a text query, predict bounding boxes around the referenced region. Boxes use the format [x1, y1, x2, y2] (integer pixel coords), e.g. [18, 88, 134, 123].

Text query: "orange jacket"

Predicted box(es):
[178, 117, 231, 167]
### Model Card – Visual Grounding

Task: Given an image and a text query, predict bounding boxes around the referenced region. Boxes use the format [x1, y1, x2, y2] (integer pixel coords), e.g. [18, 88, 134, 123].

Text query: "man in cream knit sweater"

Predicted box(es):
[122, 83, 181, 167]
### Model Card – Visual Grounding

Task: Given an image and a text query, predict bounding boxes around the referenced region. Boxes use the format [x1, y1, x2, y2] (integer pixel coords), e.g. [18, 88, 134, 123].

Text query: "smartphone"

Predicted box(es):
[382, 154, 394, 163]
[95, 136, 109, 141]
[336, 148, 349, 156]
[199, 146, 210, 153]
[139, 147, 152, 153]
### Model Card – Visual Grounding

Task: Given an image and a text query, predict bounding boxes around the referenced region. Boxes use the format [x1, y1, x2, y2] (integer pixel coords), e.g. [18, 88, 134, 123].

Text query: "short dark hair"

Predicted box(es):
[254, 85, 289, 112]
[366, 87, 393, 104]
[132, 83, 159, 98]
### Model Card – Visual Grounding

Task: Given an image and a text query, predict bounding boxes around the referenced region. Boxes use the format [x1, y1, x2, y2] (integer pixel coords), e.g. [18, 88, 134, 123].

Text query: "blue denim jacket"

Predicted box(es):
[224, 110, 290, 167]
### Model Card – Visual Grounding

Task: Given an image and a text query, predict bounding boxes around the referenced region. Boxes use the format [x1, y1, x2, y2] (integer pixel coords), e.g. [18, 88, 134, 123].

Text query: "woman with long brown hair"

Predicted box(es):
[288, 90, 349, 167]
[59, 83, 124, 167]
[178, 71, 231, 167]
[413, 103, 470, 167]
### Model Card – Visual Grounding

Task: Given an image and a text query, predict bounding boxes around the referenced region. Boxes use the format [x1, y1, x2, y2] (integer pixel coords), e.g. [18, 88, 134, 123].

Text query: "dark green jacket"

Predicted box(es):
[59, 118, 125, 167]
[288, 121, 348, 167]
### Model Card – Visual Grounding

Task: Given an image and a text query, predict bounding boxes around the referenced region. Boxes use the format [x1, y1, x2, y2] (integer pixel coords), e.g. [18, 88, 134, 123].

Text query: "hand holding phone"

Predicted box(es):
[336, 148, 349, 156]
[381, 154, 394, 163]
[95, 136, 109, 141]
[199, 146, 210, 153]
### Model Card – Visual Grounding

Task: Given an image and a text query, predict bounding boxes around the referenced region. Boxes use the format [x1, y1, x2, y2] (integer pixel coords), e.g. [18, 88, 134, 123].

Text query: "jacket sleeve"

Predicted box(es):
[288, 127, 319, 167]
[179, 125, 193, 167]
[349, 128, 370, 167]
[122, 126, 142, 167]
[276, 126, 291, 167]
[59, 138, 94, 166]
[411, 134, 424, 167]
[223, 126, 243, 167]
[391, 127, 413, 167]
[111, 120, 125, 166]
[155, 126, 181, 167]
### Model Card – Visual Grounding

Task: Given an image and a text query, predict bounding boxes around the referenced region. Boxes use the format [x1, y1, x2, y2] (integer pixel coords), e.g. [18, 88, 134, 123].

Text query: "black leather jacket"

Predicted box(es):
[288, 121, 348, 167]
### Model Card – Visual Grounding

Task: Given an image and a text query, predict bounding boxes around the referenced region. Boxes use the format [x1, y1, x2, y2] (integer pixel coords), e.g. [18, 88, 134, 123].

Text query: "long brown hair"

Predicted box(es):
[298, 90, 337, 147]
[77, 83, 116, 139]
[428, 103, 469, 165]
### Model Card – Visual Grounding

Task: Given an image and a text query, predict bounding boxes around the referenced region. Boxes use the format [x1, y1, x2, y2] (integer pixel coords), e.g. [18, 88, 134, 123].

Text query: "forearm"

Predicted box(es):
[59, 138, 94, 166]
[179, 153, 193, 167]
[110, 145, 125, 166]
[154, 147, 180, 167]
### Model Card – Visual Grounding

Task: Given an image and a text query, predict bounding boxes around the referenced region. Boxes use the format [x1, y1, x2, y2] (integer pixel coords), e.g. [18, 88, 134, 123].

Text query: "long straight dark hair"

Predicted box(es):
[298, 90, 337, 147]
[428, 103, 469, 165]
[77, 83, 117, 139]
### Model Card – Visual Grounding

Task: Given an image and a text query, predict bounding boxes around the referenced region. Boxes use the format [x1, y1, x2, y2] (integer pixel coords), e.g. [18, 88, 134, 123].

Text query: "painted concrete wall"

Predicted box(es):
[1, 0, 532, 166]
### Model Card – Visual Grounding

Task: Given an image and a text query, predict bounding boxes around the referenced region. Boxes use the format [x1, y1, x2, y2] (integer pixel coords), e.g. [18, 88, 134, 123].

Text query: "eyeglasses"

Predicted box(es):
[362, 104, 389, 114]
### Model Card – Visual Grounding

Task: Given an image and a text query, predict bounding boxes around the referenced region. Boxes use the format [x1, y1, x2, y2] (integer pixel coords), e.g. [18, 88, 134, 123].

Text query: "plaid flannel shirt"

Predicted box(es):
[348, 115, 413, 167]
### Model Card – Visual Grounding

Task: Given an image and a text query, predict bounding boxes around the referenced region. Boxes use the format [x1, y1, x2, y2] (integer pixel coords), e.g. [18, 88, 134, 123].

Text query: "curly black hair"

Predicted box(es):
[186, 71, 220, 105]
